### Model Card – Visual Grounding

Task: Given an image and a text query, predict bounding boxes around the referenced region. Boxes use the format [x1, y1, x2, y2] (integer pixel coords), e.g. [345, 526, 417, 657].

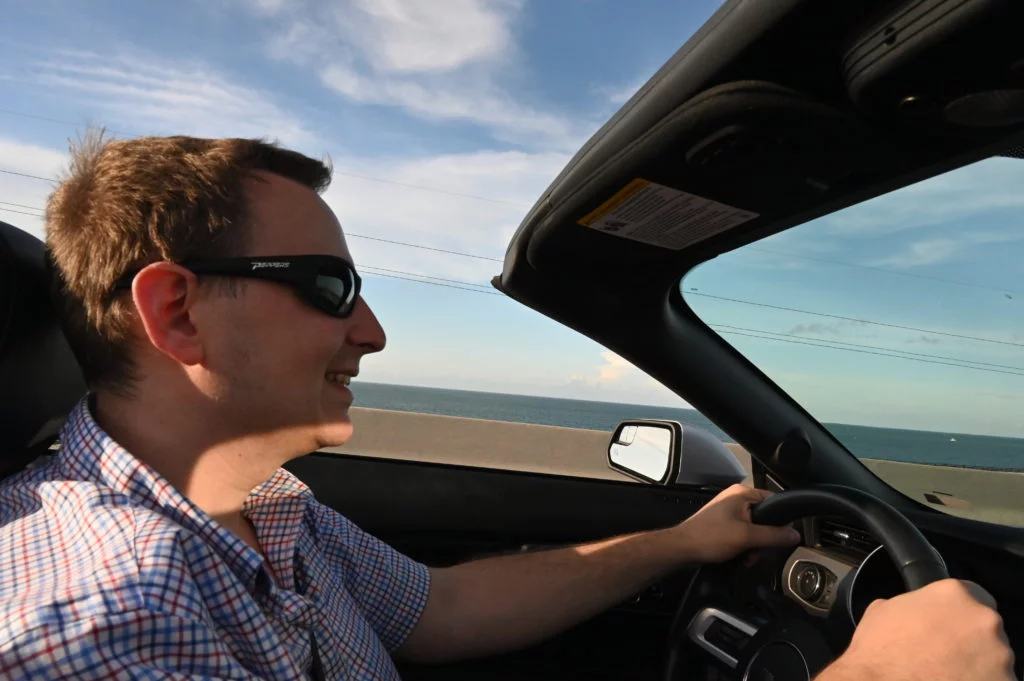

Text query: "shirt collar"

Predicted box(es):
[57, 395, 314, 591]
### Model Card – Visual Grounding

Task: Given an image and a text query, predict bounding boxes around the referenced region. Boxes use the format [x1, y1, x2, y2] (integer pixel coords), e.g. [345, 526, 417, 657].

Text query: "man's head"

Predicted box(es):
[46, 134, 386, 454]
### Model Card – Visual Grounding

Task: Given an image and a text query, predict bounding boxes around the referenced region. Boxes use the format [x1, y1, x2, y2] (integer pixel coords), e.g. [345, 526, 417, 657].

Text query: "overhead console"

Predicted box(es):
[843, 0, 1024, 132]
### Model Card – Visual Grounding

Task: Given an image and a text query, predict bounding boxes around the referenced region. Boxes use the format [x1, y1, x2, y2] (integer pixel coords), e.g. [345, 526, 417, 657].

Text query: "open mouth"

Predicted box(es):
[325, 372, 353, 387]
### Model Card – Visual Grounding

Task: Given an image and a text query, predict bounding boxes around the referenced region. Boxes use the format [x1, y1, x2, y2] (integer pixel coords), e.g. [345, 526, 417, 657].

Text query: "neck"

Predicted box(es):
[91, 386, 291, 547]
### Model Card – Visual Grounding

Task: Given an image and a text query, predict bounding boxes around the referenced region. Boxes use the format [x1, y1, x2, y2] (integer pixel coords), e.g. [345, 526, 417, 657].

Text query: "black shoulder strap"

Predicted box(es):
[309, 632, 327, 681]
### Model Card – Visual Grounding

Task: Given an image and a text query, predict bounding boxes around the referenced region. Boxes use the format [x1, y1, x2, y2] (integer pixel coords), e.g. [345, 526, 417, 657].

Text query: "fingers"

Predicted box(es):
[751, 522, 802, 548]
[961, 580, 999, 610]
[742, 487, 773, 503]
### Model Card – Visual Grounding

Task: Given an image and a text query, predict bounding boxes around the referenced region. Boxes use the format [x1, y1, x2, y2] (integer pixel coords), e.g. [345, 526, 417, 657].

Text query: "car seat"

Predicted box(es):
[0, 220, 86, 480]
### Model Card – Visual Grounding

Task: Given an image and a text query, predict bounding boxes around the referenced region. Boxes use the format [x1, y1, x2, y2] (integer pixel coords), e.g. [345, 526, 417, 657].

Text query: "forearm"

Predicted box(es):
[401, 526, 691, 663]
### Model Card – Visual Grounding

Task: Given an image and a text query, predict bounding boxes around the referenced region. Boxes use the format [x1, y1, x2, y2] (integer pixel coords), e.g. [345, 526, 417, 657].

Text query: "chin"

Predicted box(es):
[314, 419, 355, 449]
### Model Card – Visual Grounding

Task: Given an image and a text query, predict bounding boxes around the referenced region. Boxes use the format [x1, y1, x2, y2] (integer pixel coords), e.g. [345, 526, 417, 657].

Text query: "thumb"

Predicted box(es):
[749, 523, 801, 548]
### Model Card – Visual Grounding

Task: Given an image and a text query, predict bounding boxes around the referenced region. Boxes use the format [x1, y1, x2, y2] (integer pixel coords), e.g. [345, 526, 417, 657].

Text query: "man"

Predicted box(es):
[0, 135, 1014, 680]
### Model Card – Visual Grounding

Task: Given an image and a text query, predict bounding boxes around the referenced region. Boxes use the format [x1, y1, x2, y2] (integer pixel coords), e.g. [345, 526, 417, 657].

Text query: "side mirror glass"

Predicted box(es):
[608, 422, 676, 484]
[607, 419, 747, 488]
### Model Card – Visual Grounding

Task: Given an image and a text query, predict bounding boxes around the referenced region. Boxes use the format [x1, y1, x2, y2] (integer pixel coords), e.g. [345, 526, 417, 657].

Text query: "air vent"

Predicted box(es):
[818, 518, 879, 556]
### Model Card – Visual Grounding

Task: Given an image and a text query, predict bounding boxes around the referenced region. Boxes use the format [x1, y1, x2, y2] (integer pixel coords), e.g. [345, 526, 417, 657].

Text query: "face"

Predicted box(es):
[194, 171, 386, 450]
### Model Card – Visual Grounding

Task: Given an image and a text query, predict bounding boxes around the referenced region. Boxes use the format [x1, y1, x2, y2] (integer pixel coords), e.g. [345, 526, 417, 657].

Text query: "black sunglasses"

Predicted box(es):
[113, 255, 362, 319]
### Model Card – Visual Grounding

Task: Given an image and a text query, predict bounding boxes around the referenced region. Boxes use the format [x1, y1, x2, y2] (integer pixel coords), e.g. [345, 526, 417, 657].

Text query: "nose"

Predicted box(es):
[346, 295, 386, 354]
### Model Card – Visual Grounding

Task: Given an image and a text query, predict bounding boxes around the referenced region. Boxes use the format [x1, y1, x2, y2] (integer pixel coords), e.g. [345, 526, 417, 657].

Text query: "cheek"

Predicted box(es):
[255, 298, 345, 375]
[208, 286, 343, 386]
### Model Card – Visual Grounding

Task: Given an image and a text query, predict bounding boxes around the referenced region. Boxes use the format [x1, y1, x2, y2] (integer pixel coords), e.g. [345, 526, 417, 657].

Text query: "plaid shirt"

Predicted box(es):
[0, 397, 431, 680]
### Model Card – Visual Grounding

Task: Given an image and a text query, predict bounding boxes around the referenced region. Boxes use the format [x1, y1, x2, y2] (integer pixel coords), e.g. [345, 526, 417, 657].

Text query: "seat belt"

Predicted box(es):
[310, 632, 327, 681]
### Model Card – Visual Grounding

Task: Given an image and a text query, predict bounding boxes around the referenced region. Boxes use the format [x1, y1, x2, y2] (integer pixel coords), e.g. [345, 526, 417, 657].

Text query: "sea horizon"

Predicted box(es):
[350, 381, 1024, 471]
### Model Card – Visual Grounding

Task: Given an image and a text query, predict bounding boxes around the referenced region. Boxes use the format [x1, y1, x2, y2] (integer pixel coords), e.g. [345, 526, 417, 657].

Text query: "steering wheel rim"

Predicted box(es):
[664, 484, 948, 681]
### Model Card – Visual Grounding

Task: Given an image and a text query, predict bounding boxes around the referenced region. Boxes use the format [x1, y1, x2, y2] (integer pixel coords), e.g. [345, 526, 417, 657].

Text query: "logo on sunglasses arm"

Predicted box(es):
[251, 261, 290, 270]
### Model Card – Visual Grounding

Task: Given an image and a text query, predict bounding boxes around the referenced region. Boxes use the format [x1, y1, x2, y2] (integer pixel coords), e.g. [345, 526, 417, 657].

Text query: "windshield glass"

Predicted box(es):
[683, 156, 1024, 525]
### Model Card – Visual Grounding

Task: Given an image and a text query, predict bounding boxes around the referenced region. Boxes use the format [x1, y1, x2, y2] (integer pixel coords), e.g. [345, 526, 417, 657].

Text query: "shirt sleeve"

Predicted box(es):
[310, 502, 431, 652]
[0, 609, 269, 680]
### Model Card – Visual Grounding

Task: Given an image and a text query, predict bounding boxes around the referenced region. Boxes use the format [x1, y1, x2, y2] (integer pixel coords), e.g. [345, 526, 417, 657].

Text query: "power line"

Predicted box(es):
[347, 232, 504, 262]
[689, 291, 1024, 348]
[361, 264, 495, 289]
[0, 188, 1015, 372]
[748, 246, 1023, 297]
[2, 164, 1019, 307]
[363, 270, 504, 295]
[0, 107, 134, 138]
[710, 323, 1024, 372]
[0, 106, 529, 208]
[0, 168, 55, 183]
[0, 193, 506, 263]
[714, 328, 1024, 377]
[332, 170, 528, 208]
[0, 199, 44, 213]
[0, 206, 44, 218]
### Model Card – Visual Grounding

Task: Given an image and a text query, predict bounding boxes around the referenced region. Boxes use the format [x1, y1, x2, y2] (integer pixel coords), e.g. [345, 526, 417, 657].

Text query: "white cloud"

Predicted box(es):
[246, 0, 583, 149]
[0, 132, 563, 281]
[868, 231, 1021, 269]
[568, 350, 691, 407]
[870, 238, 961, 268]
[820, 156, 1024, 237]
[28, 51, 315, 149]
[602, 75, 648, 105]
[319, 64, 576, 146]
[348, 0, 519, 73]
[325, 149, 567, 281]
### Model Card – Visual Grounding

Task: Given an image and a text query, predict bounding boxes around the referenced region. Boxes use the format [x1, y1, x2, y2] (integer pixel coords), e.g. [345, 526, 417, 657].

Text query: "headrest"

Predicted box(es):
[0, 221, 86, 478]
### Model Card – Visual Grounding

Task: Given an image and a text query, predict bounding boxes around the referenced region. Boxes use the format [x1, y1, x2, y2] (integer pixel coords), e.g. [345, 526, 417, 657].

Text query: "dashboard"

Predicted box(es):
[781, 516, 904, 624]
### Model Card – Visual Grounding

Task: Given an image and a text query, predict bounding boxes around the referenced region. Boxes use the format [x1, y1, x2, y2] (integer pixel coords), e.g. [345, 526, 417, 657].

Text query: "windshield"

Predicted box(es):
[683, 156, 1024, 525]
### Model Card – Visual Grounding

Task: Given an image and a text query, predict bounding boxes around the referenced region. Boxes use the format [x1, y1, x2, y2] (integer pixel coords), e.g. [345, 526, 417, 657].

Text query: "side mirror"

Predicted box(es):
[607, 419, 747, 488]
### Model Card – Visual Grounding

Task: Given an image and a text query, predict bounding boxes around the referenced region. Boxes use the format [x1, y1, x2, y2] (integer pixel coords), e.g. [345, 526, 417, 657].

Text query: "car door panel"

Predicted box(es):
[286, 452, 715, 564]
[285, 452, 713, 681]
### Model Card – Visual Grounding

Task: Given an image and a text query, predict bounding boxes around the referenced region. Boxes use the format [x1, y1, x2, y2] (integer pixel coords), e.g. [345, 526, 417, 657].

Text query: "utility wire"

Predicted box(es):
[0, 206, 44, 217]
[747, 246, 1023, 297]
[331, 170, 528, 208]
[363, 270, 503, 295]
[0, 193, 1016, 375]
[361, 264, 495, 289]
[4, 172, 1015, 294]
[690, 292, 1024, 348]
[710, 324, 1024, 372]
[0, 167, 55, 182]
[346, 233, 503, 262]
[714, 328, 1024, 378]
[0, 199, 45, 212]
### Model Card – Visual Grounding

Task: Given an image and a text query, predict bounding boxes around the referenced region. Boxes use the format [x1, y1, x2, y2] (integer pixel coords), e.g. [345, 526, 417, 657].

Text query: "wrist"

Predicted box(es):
[650, 523, 704, 569]
[815, 654, 874, 681]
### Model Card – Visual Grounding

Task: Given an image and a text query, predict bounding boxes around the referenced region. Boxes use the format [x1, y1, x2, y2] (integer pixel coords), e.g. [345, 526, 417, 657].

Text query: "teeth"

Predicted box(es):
[325, 373, 352, 386]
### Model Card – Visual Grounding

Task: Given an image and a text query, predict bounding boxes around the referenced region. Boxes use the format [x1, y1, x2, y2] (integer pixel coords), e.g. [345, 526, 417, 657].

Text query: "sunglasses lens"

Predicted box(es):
[315, 269, 357, 315]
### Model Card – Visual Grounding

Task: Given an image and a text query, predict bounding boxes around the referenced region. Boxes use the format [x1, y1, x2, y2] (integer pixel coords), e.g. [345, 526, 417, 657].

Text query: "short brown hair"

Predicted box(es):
[45, 132, 332, 395]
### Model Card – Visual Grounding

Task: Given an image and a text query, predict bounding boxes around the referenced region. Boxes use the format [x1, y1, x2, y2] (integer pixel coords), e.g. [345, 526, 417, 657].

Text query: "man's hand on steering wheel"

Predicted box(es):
[819, 579, 1016, 681]
[667, 484, 802, 565]
[663, 484, 1016, 681]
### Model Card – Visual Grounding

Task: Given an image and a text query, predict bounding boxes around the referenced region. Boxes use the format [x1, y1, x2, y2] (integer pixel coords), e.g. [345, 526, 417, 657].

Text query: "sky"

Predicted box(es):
[0, 1, 1021, 441]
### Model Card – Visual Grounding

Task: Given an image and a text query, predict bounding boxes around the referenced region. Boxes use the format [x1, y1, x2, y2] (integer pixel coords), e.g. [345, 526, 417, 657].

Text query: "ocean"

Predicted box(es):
[351, 382, 1024, 471]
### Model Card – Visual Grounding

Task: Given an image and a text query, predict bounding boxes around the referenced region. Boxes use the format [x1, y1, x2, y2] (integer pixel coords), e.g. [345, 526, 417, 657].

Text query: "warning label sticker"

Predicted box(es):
[578, 179, 759, 250]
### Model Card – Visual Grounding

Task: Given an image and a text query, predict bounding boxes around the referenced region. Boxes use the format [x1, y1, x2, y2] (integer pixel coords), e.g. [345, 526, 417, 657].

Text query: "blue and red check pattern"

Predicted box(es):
[0, 397, 431, 679]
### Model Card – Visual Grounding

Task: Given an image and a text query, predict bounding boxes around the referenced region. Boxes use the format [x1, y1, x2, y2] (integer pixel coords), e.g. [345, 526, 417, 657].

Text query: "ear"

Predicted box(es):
[130, 262, 205, 367]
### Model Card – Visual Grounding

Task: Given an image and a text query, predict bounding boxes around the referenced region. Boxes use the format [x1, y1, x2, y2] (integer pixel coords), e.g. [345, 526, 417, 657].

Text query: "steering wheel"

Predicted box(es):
[664, 484, 947, 681]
